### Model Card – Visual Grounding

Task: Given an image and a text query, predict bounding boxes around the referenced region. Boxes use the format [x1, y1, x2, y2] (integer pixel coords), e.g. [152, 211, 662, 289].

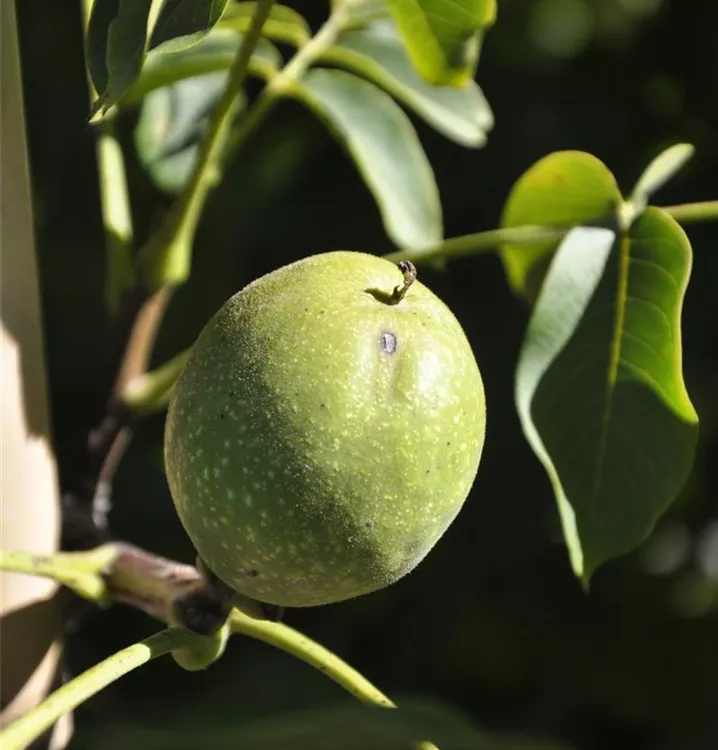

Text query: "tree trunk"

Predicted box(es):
[1, 1, 72, 746]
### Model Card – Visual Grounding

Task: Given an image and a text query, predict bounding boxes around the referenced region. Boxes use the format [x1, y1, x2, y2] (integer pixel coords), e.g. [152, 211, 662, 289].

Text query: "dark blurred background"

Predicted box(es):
[16, 1, 718, 749]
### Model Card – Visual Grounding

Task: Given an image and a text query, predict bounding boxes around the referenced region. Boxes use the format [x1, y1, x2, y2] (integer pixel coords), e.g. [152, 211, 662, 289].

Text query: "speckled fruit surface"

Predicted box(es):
[164, 251, 486, 607]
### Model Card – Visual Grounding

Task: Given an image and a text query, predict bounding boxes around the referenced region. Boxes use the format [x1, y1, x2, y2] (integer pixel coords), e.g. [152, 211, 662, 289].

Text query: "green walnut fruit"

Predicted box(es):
[164, 251, 485, 607]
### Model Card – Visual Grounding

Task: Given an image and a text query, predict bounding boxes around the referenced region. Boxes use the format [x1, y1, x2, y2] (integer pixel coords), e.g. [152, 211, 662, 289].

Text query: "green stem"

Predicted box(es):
[122, 348, 190, 415]
[228, 611, 438, 750]
[0, 545, 407, 723]
[661, 200, 718, 224]
[0, 546, 117, 602]
[384, 225, 566, 266]
[141, 0, 278, 288]
[386, 200, 718, 266]
[82, 0, 134, 313]
[224, 6, 347, 157]
[229, 609, 393, 707]
[0, 629, 193, 750]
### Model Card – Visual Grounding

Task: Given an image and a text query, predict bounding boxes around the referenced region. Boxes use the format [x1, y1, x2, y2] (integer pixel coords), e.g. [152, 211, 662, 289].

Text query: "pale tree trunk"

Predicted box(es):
[1, 0, 72, 745]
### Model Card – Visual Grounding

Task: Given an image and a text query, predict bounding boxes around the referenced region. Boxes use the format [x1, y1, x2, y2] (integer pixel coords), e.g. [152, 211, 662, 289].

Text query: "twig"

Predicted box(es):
[0, 544, 396, 711]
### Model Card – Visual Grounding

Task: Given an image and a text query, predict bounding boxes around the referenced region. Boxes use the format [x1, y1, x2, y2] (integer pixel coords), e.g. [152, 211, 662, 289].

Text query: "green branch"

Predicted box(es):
[140, 0, 278, 288]
[122, 348, 190, 415]
[224, 6, 347, 159]
[82, 0, 134, 313]
[229, 611, 439, 750]
[0, 629, 195, 750]
[387, 199, 718, 266]
[0, 544, 399, 715]
[229, 608, 394, 707]
[0, 547, 117, 602]
[384, 225, 566, 265]
[660, 200, 718, 224]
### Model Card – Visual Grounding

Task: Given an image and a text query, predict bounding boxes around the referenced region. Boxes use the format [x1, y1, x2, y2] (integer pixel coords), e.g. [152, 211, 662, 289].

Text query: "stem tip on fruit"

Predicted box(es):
[389, 260, 417, 304]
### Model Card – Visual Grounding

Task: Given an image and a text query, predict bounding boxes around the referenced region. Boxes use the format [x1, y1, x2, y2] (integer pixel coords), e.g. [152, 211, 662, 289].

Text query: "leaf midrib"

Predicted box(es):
[590, 234, 629, 509]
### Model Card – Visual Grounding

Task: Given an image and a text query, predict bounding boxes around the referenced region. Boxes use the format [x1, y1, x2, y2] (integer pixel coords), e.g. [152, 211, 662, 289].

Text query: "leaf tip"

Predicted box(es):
[579, 569, 593, 593]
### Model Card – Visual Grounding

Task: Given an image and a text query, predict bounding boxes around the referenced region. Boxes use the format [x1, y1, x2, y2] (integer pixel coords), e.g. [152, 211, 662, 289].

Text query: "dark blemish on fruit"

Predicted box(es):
[446, 441, 451, 446]
[246, 569, 259, 577]
[229, 390, 235, 397]
[320, 403, 326, 409]
[426, 469, 431, 474]
[364, 520, 374, 531]
[319, 309, 326, 315]
[220, 413, 225, 420]
[379, 331, 397, 354]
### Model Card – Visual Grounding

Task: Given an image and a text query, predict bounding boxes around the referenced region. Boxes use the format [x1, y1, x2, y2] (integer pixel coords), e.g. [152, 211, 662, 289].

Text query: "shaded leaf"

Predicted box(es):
[290, 68, 442, 249]
[135, 71, 240, 193]
[516, 209, 698, 584]
[219, 1, 311, 46]
[150, 0, 231, 54]
[382, 0, 496, 85]
[86, 0, 156, 113]
[321, 20, 493, 147]
[80, 697, 571, 750]
[501, 151, 622, 300]
[630, 142, 694, 213]
[123, 28, 280, 106]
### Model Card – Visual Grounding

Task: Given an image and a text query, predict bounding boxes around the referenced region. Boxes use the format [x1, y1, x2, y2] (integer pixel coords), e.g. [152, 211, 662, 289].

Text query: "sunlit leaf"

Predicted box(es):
[500, 151, 622, 301]
[516, 210, 698, 584]
[321, 20, 493, 147]
[219, 1, 311, 46]
[630, 142, 694, 213]
[289, 68, 442, 249]
[382, 0, 497, 85]
[150, 0, 230, 53]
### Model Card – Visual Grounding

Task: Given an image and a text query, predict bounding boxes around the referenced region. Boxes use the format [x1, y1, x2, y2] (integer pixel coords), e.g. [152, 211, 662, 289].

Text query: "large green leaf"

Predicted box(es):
[150, 0, 230, 53]
[382, 0, 496, 85]
[320, 21, 493, 147]
[516, 209, 698, 584]
[630, 142, 694, 214]
[289, 68, 442, 249]
[219, 1, 311, 46]
[500, 151, 622, 301]
[123, 28, 280, 107]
